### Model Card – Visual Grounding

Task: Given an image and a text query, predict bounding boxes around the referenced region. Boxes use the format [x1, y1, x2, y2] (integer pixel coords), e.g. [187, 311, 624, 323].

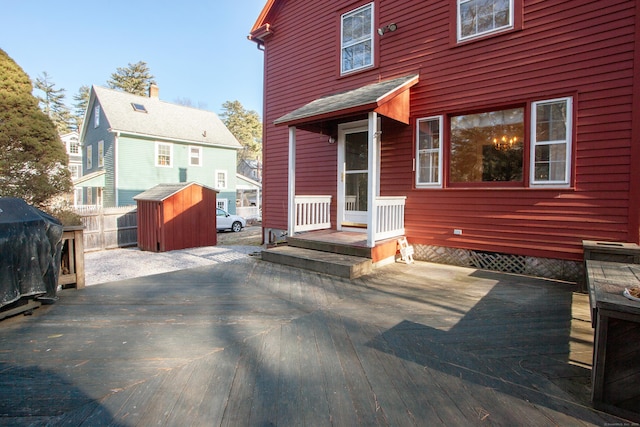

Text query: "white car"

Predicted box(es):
[216, 208, 246, 232]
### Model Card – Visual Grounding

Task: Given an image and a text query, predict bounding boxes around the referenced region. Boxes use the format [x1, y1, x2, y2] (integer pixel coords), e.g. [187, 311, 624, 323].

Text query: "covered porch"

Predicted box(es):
[274, 75, 419, 249]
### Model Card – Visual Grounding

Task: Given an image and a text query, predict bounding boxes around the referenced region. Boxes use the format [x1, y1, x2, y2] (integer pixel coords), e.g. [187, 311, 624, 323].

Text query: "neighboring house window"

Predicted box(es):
[450, 107, 524, 185]
[98, 140, 104, 168]
[74, 188, 82, 206]
[69, 138, 79, 154]
[216, 170, 227, 189]
[94, 105, 100, 128]
[458, 0, 513, 42]
[530, 97, 572, 186]
[189, 146, 202, 166]
[86, 145, 93, 169]
[341, 3, 374, 74]
[416, 116, 443, 187]
[69, 164, 81, 180]
[87, 189, 93, 205]
[217, 199, 228, 211]
[156, 142, 172, 167]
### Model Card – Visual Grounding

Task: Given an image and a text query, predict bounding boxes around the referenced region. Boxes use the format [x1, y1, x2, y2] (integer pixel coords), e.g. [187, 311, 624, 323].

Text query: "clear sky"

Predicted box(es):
[0, 0, 267, 117]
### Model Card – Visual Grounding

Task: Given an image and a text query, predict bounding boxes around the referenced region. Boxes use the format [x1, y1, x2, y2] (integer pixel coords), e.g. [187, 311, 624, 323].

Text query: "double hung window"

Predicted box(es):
[156, 142, 172, 167]
[341, 3, 374, 74]
[189, 146, 202, 166]
[458, 0, 513, 41]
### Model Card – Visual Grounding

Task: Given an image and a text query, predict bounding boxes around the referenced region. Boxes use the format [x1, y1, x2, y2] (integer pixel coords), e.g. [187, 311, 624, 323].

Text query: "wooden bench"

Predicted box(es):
[583, 240, 640, 423]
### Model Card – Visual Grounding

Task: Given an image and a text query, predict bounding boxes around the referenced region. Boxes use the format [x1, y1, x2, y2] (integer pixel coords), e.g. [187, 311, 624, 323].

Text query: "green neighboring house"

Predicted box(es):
[77, 85, 242, 212]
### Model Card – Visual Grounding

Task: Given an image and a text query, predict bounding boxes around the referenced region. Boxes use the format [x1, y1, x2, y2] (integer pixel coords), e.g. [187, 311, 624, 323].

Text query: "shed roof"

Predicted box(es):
[133, 182, 217, 202]
[273, 74, 419, 127]
[86, 86, 242, 149]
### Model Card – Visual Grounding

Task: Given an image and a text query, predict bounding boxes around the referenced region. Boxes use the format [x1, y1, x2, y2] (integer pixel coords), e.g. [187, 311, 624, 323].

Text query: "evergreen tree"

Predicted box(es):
[34, 71, 72, 133]
[107, 61, 155, 96]
[72, 85, 90, 131]
[220, 100, 262, 164]
[0, 49, 72, 208]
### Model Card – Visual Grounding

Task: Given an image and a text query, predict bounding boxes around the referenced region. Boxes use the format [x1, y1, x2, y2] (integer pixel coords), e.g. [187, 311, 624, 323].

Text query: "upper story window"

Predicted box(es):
[97, 140, 104, 168]
[69, 164, 81, 180]
[86, 145, 93, 170]
[216, 170, 227, 189]
[341, 3, 374, 75]
[189, 146, 202, 166]
[69, 139, 80, 154]
[458, 0, 513, 42]
[415, 97, 572, 189]
[156, 142, 172, 167]
[94, 105, 100, 128]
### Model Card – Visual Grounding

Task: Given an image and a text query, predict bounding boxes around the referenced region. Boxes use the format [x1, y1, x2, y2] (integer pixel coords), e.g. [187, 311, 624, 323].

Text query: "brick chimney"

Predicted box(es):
[148, 83, 159, 98]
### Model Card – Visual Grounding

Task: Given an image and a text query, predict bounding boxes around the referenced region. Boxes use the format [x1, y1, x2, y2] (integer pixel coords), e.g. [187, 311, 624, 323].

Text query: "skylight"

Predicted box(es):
[131, 103, 147, 113]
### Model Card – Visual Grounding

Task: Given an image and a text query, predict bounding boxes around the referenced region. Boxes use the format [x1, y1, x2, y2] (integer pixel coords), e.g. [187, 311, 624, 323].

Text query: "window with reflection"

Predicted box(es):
[450, 107, 524, 184]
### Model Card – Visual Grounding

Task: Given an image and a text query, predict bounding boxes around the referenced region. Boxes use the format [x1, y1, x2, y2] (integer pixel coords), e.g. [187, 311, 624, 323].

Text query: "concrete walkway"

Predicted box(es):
[0, 257, 630, 426]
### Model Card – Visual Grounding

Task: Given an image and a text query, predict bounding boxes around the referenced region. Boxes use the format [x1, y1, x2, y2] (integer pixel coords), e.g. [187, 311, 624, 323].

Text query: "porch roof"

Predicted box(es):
[73, 170, 105, 188]
[274, 74, 419, 127]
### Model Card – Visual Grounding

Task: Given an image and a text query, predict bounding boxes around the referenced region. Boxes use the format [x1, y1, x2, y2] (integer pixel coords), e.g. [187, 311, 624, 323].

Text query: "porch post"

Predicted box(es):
[367, 112, 378, 248]
[288, 126, 296, 237]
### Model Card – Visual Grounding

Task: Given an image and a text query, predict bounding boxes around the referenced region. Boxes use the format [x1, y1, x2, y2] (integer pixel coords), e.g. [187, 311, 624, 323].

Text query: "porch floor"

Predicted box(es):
[292, 229, 370, 247]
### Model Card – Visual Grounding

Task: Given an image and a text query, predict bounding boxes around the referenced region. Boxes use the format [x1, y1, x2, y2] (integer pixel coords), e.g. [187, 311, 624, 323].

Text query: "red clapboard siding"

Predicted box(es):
[256, 0, 638, 260]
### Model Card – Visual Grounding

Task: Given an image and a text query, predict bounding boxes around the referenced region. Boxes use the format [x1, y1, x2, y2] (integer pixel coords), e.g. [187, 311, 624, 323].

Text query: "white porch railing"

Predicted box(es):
[374, 196, 406, 241]
[294, 195, 332, 232]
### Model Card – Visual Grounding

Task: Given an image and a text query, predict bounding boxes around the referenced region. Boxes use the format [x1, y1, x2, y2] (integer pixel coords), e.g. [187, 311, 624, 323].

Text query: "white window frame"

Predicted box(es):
[457, 0, 513, 42]
[529, 97, 572, 187]
[341, 2, 374, 75]
[155, 142, 173, 167]
[189, 146, 202, 166]
[94, 105, 100, 128]
[215, 170, 228, 190]
[86, 145, 93, 169]
[97, 140, 104, 168]
[416, 116, 443, 188]
[69, 164, 81, 180]
[217, 199, 228, 211]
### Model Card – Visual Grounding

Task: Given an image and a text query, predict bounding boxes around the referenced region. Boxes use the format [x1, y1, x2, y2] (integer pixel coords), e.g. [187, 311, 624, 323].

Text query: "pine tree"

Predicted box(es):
[34, 71, 72, 133]
[107, 61, 155, 96]
[0, 49, 72, 208]
[72, 85, 90, 131]
[220, 100, 262, 164]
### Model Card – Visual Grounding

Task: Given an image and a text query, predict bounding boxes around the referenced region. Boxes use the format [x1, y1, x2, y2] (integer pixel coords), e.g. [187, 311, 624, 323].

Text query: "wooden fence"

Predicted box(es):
[76, 206, 138, 252]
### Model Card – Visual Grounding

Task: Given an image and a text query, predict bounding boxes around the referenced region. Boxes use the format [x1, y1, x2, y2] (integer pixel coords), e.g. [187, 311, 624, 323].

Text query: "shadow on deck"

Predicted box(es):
[0, 258, 631, 425]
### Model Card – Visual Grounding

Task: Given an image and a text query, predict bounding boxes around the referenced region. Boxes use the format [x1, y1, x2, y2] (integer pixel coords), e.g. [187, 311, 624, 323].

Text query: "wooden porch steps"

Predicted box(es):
[261, 245, 372, 279]
[261, 230, 401, 279]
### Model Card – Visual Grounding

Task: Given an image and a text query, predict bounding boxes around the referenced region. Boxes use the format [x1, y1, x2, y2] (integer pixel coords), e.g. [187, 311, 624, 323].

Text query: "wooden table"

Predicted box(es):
[585, 259, 640, 422]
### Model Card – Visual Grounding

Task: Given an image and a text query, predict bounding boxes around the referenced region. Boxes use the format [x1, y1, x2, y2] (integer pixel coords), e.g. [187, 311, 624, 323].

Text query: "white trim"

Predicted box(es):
[97, 140, 104, 168]
[189, 145, 203, 166]
[457, 0, 514, 42]
[340, 2, 374, 75]
[529, 97, 573, 188]
[288, 126, 296, 237]
[155, 141, 173, 167]
[215, 170, 228, 190]
[416, 116, 443, 188]
[367, 112, 379, 248]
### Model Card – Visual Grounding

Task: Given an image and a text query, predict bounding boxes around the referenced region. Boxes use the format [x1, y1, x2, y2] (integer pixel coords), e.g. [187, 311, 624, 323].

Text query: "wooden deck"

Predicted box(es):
[0, 257, 632, 426]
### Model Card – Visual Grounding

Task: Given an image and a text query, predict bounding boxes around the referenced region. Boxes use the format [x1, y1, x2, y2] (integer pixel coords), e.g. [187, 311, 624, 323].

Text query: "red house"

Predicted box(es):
[249, 0, 640, 281]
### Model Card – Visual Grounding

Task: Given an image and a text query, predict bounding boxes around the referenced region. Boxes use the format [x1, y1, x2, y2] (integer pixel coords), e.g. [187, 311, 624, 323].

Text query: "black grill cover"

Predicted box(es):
[0, 198, 63, 307]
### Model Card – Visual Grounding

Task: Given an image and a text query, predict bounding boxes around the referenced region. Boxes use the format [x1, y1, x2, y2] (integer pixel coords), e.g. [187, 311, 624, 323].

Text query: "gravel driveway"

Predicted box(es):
[84, 226, 262, 286]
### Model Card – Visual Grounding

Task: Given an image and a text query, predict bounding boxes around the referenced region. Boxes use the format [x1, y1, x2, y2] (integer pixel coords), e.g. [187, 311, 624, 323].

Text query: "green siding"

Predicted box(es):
[116, 135, 238, 209]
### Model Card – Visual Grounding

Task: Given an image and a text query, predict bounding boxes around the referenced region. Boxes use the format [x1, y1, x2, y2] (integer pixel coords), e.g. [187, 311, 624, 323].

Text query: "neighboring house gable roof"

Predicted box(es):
[133, 182, 217, 202]
[83, 86, 242, 149]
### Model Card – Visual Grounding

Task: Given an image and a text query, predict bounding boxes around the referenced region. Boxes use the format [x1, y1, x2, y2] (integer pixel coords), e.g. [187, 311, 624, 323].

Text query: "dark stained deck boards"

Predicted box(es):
[0, 258, 633, 426]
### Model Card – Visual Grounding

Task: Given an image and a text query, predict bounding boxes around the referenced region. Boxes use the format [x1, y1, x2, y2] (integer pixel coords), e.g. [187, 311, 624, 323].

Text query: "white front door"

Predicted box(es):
[338, 121, 369, 228]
